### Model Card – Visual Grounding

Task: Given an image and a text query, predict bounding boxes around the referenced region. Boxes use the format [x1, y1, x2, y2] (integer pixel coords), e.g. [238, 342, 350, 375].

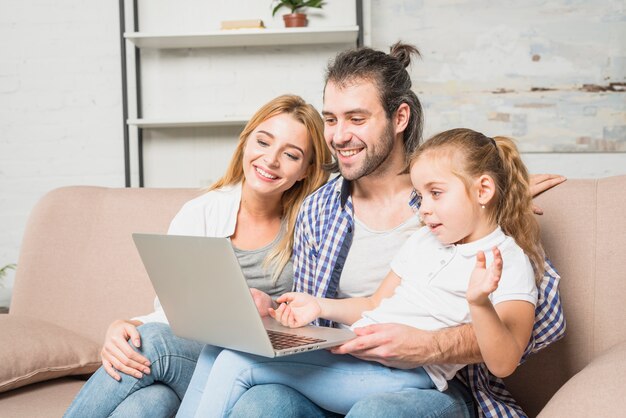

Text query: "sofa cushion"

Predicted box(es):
[0, 315, 100, 393]
[538, 341, 626, 417]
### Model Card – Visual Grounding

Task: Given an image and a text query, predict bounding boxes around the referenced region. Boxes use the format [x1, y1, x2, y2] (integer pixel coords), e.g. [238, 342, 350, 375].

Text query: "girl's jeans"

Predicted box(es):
[188, 348, 436, 417]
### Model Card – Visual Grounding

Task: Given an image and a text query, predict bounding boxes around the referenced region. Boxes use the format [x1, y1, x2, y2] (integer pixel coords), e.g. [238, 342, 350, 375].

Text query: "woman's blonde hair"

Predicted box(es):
[209, 94, 331, 282]
[410, 128, 544, 282]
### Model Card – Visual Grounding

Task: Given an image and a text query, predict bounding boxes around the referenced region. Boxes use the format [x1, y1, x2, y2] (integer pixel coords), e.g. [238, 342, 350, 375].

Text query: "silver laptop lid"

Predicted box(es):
[132, 233, 276, 357]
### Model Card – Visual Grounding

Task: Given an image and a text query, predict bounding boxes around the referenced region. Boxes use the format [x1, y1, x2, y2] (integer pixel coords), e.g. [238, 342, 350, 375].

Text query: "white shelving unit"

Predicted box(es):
[124, 26, 359, 132]
[125, 26, 359, 49]
[120, 0, 363, 186]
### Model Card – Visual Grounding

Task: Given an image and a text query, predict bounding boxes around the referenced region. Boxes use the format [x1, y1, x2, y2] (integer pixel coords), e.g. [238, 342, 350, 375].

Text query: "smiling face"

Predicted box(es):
[242, 112, 312, 199]
[322, 80, 397, 180]
[411, 152, 487, 245]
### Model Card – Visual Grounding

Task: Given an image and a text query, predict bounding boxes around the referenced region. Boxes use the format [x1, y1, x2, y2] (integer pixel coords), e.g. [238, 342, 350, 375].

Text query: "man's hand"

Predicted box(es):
[250, 288, 274, 317]
[100, 319, 151, 381]
[330, 323, 439, 369]
[529, 174, 566, 214]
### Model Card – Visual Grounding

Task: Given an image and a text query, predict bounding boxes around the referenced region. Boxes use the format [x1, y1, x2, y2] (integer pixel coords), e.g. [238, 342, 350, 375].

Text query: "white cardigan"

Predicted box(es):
[133, 184, 242, 324]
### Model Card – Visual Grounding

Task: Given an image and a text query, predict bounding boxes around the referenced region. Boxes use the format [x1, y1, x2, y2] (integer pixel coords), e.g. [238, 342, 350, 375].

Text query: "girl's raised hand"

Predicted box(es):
[467, 247, 503, 306]
[269, 292, 321, 328]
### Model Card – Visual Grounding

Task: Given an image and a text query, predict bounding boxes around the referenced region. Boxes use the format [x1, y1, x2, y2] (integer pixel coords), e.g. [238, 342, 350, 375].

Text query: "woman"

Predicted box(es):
[64, 94, 331, 418]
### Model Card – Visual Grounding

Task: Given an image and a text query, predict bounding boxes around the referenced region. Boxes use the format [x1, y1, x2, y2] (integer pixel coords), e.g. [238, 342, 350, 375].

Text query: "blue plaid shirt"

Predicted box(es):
[292, 176, 566, 418]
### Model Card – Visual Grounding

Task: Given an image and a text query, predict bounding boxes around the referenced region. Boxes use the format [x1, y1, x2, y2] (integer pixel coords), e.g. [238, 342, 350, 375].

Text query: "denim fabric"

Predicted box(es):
[176, 344, 223, 417]
[228, 377, 475, 418]
[110, 383, 179, 418]
[64, 322, 203, 418]
[191, 349, 437, 417]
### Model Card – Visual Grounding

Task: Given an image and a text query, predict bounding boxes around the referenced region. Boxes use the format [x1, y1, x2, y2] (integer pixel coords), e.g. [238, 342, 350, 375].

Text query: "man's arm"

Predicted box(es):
[331, 322, 482, 369]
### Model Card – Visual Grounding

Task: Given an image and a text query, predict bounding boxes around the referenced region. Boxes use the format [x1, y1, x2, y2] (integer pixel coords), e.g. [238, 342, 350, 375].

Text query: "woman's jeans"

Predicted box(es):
[187, 348, 437, 417]
[64, 322, 207, 418]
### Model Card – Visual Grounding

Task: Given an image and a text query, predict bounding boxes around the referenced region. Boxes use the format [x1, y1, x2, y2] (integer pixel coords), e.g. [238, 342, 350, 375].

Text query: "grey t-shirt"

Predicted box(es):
[232, 231, 293, 298]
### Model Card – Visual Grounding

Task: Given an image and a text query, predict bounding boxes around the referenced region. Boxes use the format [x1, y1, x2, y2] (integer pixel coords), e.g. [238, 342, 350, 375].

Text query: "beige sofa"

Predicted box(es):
[0, 177, 624, 417]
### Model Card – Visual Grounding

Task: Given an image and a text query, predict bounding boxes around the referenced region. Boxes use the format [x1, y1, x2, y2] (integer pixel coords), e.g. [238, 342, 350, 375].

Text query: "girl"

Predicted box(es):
[185, 128, 545, 417]
[64, 94, 331, 418]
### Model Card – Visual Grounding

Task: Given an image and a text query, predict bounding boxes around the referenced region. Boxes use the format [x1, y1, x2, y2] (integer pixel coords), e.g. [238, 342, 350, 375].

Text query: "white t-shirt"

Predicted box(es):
[352, 226, 538, 391]
[337, 214, 420, 298]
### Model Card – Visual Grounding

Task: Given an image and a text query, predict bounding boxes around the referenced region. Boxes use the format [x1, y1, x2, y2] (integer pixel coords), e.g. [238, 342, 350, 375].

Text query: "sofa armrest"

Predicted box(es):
[538, 341, 626, 417]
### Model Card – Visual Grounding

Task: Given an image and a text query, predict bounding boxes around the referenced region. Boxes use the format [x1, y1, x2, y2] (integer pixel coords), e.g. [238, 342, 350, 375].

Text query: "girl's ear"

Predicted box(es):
[476, 174, 496, 206]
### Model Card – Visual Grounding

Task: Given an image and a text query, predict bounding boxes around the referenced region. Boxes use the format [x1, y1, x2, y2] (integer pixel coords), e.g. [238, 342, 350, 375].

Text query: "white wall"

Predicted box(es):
[0, 0, 624, 303]
[0, 1, 123, 297]
[367, 0, 625, 176]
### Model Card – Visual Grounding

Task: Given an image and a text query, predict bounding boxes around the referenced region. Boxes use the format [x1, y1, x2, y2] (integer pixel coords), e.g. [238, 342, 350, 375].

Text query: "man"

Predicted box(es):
[238, 43, 565, 418]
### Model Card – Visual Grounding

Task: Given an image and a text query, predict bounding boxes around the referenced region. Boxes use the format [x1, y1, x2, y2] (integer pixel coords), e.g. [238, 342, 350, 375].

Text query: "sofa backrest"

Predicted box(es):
[10, 186, 201, 344]
[505, 175, 626, 416]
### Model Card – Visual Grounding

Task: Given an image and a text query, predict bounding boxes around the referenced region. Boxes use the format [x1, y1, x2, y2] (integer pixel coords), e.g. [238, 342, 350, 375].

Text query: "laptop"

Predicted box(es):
[132, 233, 355, 357]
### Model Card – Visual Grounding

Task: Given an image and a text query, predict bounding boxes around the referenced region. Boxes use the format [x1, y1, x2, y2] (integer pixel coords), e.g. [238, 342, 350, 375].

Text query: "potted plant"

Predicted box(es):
[272, 0, 324, 28]
[0, 263, 16, 310]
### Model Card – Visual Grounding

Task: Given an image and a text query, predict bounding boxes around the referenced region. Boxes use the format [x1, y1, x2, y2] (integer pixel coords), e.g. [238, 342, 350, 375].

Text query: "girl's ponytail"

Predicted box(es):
[493, 137, 545, 281]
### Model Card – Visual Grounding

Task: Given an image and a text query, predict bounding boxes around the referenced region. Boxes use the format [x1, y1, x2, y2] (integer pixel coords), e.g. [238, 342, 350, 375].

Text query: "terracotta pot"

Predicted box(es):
[283, 13, 307, 27]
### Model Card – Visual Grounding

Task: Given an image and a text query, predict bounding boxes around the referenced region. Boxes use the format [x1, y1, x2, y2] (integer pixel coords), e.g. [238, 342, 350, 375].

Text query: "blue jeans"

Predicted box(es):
[176, 344, 224, 416]
[190, 349, 436, 417]
[230, 378, 476, 418]
[64, 322, 205, 418]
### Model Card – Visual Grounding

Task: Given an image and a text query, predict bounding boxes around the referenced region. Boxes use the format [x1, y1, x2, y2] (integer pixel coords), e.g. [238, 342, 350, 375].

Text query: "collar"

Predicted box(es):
[454, 226, 507, 257]
[339, 177, 351, 208]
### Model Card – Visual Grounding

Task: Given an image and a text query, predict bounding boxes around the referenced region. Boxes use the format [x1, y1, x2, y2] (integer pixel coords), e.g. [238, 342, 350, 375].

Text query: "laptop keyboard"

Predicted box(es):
[267, 329, 326, 350]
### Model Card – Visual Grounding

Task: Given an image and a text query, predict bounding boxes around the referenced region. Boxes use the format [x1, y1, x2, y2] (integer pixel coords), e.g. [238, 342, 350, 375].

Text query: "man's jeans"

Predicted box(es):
[64, 322, 204, 418]
[230, 378, 476, 418]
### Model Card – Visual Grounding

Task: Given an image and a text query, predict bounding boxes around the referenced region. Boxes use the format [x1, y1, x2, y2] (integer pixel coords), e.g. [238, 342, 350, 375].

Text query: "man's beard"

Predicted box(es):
[338, 122, 396, 181]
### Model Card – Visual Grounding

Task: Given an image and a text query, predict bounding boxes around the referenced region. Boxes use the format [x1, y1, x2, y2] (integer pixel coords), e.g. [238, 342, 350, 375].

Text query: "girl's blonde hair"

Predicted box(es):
[209, 94, 331, 282]
[410, 128, 544, 282]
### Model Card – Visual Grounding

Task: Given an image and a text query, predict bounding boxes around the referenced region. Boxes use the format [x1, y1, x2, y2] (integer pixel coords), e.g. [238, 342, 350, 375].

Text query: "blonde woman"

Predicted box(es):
[65, 94, 331, 418]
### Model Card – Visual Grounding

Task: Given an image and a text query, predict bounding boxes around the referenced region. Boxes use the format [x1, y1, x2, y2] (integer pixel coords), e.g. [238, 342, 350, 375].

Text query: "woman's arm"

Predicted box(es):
[466, 248, 535, 377]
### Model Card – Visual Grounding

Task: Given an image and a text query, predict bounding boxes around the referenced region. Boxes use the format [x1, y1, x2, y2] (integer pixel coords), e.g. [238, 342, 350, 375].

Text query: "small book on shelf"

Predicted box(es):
[220, 19, 265, 30]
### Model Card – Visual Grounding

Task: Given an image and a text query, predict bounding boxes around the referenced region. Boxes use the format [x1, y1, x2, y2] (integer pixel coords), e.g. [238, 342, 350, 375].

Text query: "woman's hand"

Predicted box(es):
[100, 319, 151, 381]
[250, 288, 275, 317]
[467, 247, 503, 306]
[269, 292, 321, 328]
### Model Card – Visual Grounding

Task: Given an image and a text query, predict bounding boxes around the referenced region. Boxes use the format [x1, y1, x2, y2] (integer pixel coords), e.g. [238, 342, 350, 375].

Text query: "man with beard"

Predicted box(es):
[229, 42, 565, 418]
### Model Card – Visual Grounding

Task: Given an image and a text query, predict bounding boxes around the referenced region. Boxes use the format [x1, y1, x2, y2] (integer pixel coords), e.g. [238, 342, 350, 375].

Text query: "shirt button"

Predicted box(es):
[428, 272, 433, 277]
[440, 260, 445, 265]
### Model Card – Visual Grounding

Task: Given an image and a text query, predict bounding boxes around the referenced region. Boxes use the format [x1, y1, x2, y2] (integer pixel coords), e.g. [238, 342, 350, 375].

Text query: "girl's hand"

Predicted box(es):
[467, 247, 503, 306]
[269, 292, 321, 328]
[100, 320, 151, 381]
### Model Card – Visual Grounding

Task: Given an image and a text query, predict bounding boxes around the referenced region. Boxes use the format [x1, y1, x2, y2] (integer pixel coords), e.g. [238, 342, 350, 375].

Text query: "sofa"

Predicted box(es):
[0, 177, 624, 417]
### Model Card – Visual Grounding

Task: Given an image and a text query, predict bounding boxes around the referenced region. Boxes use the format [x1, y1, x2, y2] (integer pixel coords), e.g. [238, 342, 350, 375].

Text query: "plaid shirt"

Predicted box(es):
[292, 176, 566, 418]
